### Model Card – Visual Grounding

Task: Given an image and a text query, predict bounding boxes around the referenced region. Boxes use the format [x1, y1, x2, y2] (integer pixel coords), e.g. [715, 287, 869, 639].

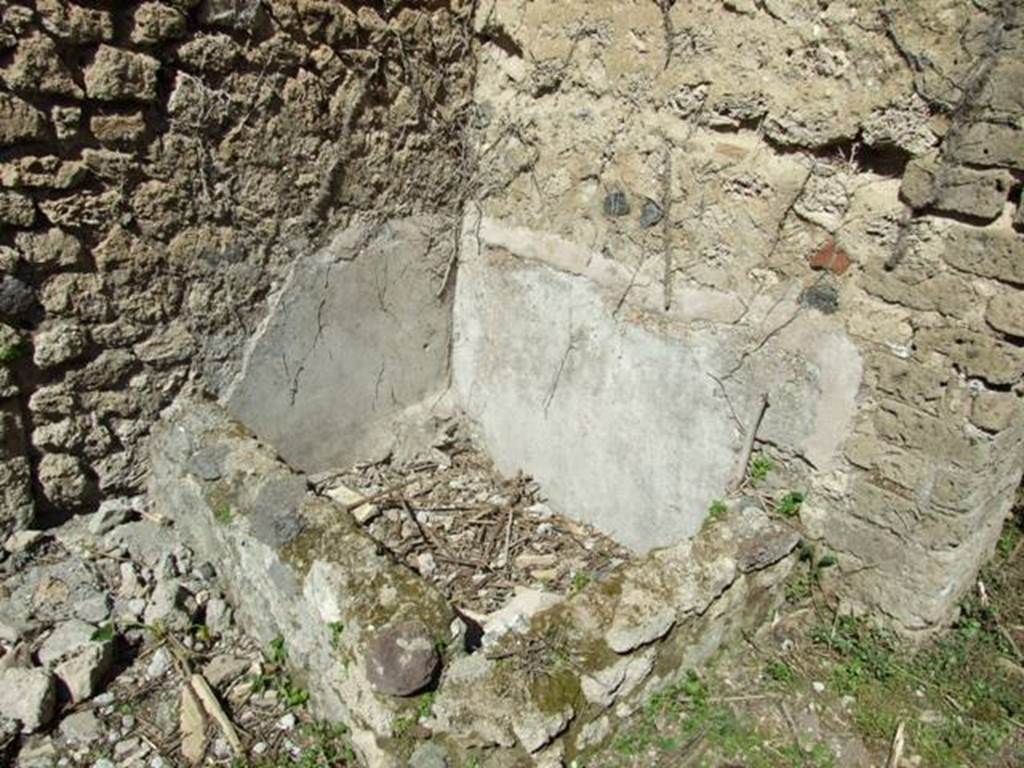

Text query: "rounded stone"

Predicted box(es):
[364, 620, 440, 697]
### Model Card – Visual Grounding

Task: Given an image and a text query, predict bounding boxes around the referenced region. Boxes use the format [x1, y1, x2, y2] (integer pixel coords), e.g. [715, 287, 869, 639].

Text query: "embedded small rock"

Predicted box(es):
[364, 620, 440, 697]
[799, 282, 839, 314]
[639, 199, 663, 228]
[603, 191, 630, 218]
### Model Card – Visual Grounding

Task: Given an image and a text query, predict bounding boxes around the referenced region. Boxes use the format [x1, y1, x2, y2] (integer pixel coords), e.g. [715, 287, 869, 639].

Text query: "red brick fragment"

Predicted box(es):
[809, 240, 852, 275]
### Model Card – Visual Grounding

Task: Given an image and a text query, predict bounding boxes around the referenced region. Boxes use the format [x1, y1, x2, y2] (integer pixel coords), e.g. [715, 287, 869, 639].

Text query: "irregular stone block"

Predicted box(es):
[0, 190, 35, 227]
[0, 93, 47, 147]
[985, 293, 1024, 338]
[940, 223, 1024, 285]
[900, 157, 1009, 221]
[33, 321, 88, 370]
[946, 121, 1024, 171]
[36, 0, 113, 43]
[0, 668, 56, 733]
[1, 34, 82, 97]
[199, 0, 265, 30]
[0, 275, 35, 319]
[37, 452, 93, 509]
[860, 94, 937, 156]
[84, 46, 160, 103]
[134, 321, 195, 367]
[131, 3, 188, 44]
[175, 33, 242, 73]
[915, 327, 1024, 386]
[16, 229, 83, 272]
[0, 456, 34, 537]
[0, 156, 88, 191]
[970, 391, 1022, 434]
[90, 112, 147, 144]
[51, 105, 81, 140]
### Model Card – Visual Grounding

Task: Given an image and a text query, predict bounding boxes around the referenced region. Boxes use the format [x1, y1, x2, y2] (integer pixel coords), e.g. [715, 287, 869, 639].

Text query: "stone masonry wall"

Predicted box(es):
[465, 0, 1024, 631]
[0, 0, 474, 532]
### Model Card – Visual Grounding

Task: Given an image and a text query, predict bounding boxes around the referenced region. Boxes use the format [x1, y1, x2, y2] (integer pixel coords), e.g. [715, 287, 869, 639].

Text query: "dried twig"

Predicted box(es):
[190, 672, 245, 757]
[729, 394, 769, 493]
[885, 721, 906, 768]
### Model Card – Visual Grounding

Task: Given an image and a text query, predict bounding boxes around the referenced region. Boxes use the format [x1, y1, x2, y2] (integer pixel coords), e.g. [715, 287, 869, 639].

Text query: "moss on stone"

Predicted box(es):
[530, 667, 583, 715]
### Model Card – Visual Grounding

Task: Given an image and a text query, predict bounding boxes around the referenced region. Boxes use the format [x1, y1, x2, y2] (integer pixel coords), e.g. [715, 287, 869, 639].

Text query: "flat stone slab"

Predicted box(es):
[452, 216, 862, 552]
[224, 215, 453, 473]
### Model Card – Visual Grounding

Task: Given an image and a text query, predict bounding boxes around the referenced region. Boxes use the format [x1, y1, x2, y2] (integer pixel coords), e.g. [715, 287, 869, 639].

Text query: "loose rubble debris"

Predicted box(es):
[313, 431, 633, 617]
[0, 506, 337, 767]
[0, 424, 636, 766]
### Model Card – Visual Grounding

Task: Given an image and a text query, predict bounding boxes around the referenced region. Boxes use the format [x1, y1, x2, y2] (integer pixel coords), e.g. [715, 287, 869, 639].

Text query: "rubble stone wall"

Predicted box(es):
[0, 0, 474, 528]
[464, 0, 1024, 630]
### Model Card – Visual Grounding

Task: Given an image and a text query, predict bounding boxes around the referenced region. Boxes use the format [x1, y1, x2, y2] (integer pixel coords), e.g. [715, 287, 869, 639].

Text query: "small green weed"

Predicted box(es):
[570, 570, 593, 593]
[90, 623, 115, 643]
[812, 612, 1024, 766]
[786, 543, 837, 602]
[776, 490, 804, 518]
[0, 342, 24, 364]
[328, 621, 344, 649]
[214, 502, 233, 524]
[764, 659, 796, 687]
[609, 670, 834, 766]
[417, 691, 436, 720]
[749, 454, 774, 485]
[706, 498, 728, 525]
[251, 636, 309, 709]
[269, 635, 288, 664]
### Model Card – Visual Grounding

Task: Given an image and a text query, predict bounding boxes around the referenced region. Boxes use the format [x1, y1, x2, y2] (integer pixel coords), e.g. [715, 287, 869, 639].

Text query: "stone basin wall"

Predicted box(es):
[149, 396, 799, 767]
